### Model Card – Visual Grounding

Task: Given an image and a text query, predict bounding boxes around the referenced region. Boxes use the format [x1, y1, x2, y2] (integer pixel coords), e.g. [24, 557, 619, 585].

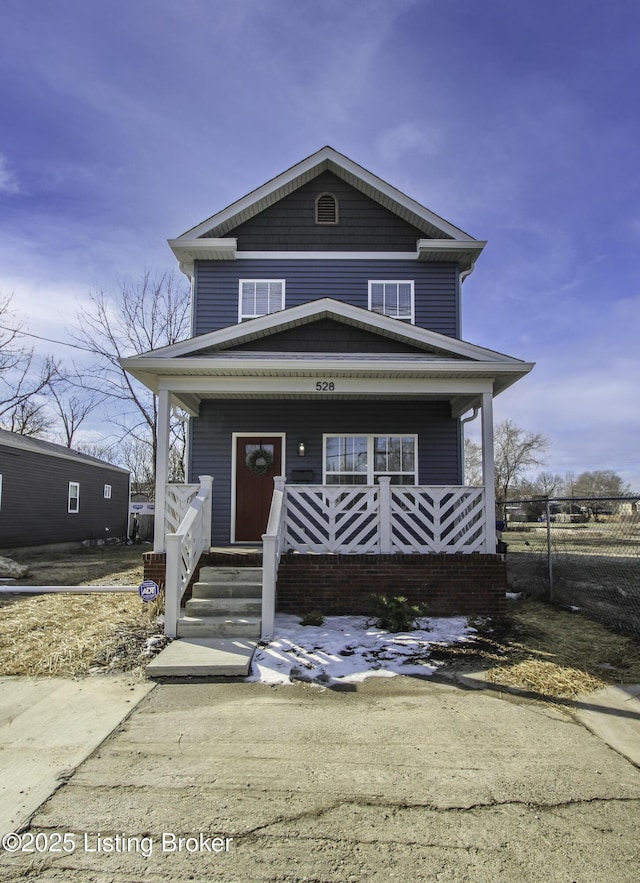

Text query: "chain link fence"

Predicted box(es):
[501, 496, 640, 638]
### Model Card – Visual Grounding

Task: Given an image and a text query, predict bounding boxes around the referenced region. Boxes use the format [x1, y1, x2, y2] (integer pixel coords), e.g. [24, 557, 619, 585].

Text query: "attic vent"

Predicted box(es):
[316, 192, 338, 224]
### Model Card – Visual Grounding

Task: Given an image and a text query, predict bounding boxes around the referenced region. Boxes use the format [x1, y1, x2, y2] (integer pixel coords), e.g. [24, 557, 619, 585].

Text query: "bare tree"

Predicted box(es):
[117, 437, 155, 496]
[0, 296, 61, 435]
[463, 438, 483, 486]
[70, 271, 191, 482]
[517, 471, 564, 498]
[48, 384, 105, 448]
[571, 470, 630, 498]
[494, 420, 549, 503]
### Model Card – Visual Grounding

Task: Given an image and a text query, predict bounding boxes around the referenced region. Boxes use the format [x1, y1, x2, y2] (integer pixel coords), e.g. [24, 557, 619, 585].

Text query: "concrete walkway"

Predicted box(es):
[0, 675, 154, 836]
[0, 675, 639, 881]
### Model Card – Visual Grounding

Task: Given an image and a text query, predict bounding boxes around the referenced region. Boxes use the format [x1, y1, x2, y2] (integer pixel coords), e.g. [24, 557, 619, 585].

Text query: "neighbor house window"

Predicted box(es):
[316, 192, 338, 224]
[239, 280, 285, 321]
[323, 435, 417, 485]
[369, 281, 414, 322]
[103, 484, 112, 499]
[68, 481, 80, 513]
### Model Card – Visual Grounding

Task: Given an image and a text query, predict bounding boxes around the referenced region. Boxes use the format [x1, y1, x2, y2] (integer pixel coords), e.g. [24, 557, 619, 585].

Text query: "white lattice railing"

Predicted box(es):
[165, 483, 200, 535]
[283, 479, 487, 555]
[389, 486, 486, 553]
[164, 476, 213, 637]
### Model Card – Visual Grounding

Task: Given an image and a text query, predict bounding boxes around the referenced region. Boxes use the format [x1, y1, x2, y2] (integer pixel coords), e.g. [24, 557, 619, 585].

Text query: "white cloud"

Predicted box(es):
[376, 122, 442, 165]
[0, 155, 19, 194]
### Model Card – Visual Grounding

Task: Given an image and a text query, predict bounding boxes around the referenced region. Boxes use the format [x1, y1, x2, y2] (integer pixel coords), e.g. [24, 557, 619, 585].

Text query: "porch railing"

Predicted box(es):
[164, 475, 213, 637]
[165, 482, 201, 534]
[283, 479, 487, 554]
[261, 477, 286, 640]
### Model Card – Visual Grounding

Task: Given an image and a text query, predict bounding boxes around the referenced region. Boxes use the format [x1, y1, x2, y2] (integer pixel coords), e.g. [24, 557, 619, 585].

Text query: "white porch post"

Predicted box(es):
[378, 477, 392, 553]
[481, 391, 497, 553]
[153, 388, 171, 553]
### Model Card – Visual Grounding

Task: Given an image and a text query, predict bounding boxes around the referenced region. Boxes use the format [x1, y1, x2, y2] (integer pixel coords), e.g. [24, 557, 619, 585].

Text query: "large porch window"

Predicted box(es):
[323, 434, 417, 485]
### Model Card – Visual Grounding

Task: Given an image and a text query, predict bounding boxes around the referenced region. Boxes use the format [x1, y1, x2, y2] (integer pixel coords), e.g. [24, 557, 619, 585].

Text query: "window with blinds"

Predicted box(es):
[368, 281, 415, 322]
[239, 280, 285, 321]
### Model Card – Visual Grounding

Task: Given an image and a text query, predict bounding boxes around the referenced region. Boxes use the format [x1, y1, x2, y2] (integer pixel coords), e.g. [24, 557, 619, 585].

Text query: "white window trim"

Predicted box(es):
[68, 481, 80, 514]
[322, 434, 418, 485]
[368, 280, 415, 323]
[104, 484, 112, 499]
[0, 474, 2, 511]
[238, 279, 285, 322]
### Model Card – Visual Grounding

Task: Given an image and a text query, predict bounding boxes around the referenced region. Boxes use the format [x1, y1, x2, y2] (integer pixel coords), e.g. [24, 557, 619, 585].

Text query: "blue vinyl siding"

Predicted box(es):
[189, 400, 461, 545]
[215, 170, 430, 251]
[194, 259, 458, 337]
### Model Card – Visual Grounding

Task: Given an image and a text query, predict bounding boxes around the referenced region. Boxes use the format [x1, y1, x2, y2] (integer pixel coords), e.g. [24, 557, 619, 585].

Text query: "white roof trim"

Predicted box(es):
[169, 243, 489, 279]
[120, 298, 525, 364]
[175, 146, 478, 243]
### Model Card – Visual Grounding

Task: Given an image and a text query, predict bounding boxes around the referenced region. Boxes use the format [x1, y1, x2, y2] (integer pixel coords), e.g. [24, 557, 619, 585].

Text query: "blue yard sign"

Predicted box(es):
[138, 579, 160, 602]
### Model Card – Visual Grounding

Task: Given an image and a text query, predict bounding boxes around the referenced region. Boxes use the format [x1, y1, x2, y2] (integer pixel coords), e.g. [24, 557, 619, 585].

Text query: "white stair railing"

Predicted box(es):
[164, 475, 213, 637]
[261, 476, 286, 640]
[165, 483, 200, 534]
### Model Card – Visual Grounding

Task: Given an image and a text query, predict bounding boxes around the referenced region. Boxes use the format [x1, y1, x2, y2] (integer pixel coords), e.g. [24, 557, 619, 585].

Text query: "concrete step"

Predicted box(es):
[176, 615, 261, 639]
[198, 566, 262, 582]
[192, 581, 261, 600]
[146, 638, 257, 677]
[184, 597, 261, 618]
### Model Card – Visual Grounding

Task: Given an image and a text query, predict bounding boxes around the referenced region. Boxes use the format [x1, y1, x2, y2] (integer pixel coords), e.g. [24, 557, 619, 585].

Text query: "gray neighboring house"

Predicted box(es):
[0, 429, 130, 548]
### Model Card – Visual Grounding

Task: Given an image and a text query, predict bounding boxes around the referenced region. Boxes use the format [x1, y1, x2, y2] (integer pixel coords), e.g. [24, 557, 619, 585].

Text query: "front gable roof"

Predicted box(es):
[125, 299, 514, 362]
[120, 299, 533, 414]
[168, 147, 486, 274]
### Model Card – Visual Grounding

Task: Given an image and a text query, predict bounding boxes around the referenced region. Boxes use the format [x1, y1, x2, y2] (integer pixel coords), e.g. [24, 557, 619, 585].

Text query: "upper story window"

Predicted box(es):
[369, 281, 414, 323]
[239, 280, 285, 321]
[68, 481, 80, 514]
[104, 484, 112, 499]
[315, 192, 338, 224]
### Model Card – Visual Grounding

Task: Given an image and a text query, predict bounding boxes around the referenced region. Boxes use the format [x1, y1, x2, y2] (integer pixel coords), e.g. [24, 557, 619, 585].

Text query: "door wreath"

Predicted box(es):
[247, 446, 274, 476]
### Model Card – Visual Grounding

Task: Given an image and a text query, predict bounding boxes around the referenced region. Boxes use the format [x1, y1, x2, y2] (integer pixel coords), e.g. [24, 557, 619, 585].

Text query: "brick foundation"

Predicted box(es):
[276, 553, 507, 617]
[144, 550, 507, 617]
[142, 552, 167, 590]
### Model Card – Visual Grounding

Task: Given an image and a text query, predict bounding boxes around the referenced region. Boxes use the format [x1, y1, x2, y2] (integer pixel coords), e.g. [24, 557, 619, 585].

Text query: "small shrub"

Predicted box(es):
[372, 595, 427, 632]
[300, 611, 324, 626]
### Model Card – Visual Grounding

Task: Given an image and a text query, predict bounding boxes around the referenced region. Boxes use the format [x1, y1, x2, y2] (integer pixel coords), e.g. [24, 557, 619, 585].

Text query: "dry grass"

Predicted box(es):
[0, 545, 167, 677]
[3, 545, 640, 695]
[477, 601, 640, 698]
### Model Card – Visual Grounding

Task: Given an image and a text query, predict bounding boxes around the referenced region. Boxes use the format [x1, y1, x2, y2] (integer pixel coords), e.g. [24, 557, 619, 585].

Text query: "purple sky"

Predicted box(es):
[0, 0, 638, 489]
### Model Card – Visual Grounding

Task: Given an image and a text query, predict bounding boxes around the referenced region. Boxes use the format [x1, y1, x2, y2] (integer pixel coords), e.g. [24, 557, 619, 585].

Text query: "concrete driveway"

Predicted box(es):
[1, 675, 640, 882]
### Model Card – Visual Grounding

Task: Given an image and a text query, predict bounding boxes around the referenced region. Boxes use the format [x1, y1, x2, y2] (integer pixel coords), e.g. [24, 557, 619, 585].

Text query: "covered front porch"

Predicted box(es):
[121, 300, 533, 641]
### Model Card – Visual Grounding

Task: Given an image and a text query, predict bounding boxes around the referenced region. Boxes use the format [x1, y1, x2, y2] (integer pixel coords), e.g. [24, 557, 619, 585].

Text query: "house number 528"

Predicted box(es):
[315, 381, 335, 391]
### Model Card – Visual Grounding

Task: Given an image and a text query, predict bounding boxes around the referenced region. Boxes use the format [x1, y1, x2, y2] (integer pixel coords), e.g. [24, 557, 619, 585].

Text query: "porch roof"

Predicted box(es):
[120, 300, 533, 418]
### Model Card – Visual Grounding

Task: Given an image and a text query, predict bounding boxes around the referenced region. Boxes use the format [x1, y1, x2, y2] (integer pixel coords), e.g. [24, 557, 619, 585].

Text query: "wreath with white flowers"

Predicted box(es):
[247, 447, 274, 476]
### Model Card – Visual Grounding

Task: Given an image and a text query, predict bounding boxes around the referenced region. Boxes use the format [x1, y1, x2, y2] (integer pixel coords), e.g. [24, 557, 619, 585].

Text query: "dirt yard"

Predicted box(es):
[0, 544, 166, 677]
[1, 544, 640, 695]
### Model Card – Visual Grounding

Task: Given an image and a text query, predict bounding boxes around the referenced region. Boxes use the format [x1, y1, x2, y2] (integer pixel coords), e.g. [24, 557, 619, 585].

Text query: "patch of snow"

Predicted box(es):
[246, 614, 473, 687]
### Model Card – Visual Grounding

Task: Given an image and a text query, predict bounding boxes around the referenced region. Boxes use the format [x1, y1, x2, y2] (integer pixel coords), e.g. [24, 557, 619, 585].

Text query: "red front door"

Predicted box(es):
[234, 436, 283, 542]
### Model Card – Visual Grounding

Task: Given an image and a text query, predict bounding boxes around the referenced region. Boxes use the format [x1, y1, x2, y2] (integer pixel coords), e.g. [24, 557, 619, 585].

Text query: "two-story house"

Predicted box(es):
[122, 147, 533, 642]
